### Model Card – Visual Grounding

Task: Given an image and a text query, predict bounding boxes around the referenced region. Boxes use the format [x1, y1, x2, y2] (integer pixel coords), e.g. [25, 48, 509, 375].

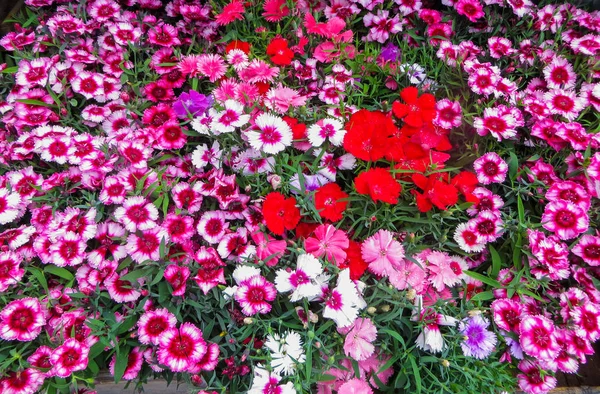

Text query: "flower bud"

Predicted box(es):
[367, 306, 377, 315]
[406, 289, 417, 301]
[468, 309, 482, 317]
[380, 304, 391, 312]
[441, 359, 450, 367]
[243, 317, 254, 325]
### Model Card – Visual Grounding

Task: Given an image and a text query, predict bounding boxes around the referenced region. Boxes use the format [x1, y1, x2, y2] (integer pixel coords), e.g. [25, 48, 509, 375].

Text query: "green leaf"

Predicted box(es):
[16, 99, 56, 108]
[469, 290, 495, 302]
[517, 195, 525, 224]
[1, 66, 18, 74]
[464, 270, 501, 288]
[120, 269, 150, 282]
[409, 355, 422, 393]
[27, 267, 49, 294]
[489, 245, 502, 278]
[113, 348, 129, 383]
[508, 151, 518, 180]
[44, 266, 74, 281]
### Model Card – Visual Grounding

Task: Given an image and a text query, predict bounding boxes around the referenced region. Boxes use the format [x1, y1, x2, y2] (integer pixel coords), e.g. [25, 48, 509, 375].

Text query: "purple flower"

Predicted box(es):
[380, 43, 400, 63]
[459, 315, 497, 359]
[172, 91, 212, 118]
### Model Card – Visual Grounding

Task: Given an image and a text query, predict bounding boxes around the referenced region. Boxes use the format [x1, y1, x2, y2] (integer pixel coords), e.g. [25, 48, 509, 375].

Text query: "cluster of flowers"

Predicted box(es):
[0, 0, 599, 393]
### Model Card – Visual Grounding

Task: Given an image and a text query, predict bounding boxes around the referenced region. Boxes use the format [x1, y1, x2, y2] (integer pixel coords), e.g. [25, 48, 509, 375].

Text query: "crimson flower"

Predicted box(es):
[343, 109, 396, 161]
[225, 40, 251, 54]
[266, 38, 294, 66]
[392, 86, 436, 128]
[314, 183, 349, 222]
[412, 173, 458, 212]
[355, 167, 402, 204]
[262, 192, 301, 235]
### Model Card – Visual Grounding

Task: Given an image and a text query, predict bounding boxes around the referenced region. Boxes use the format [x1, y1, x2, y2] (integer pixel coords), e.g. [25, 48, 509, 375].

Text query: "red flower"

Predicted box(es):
[355, 168, 402, 204]
[343, 109, 397, 162]
[266, 38, 294, 66]
[225, 40, 251, 54]
[411, 173, 458, 212]
[295, 222, 319, 239]
[262, 192, 301, 235]
[314, 183, 349, 222]
[392, 87, 436, 128]
[450, 171, 479, 203]
[346, 240, 369, 280]
[283, 116, 307, 140]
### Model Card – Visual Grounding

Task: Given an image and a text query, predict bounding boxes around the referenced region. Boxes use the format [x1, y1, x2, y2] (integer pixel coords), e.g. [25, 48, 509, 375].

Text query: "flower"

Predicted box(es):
[314, 183, 349, 222]
[519, 315, 560, 360]
[197, 54, 227, 82]
[247, 113, 293, 154]
[338, 379, 373, 394]
[248, 365, 295, 394]
[517, 360, 557, 394]
[125, 227, 169, 263]
[355, 167, 402, 204]
[323, 269, 363, 328]
[50, 339, 90, 378]
[158, 323, 207, 372]
[413, 305, 458, 353]
[275, 254, 323, 302]
[252, 232, 287, 266]
[459, 315, 497, 359]
[172, 91, 212, 118]
[362, 229, 405, 277]
[235, 274, 277, 315]
[216, 1, 246, 25]
[343, 318, 377, 361]
[266, 38, 294, 66]
[392, 86, 436, 127]
[473, 152, 508, 185]
[0, 368, 44, 394]
[343, 110, 396, 161]
[114, 196, 158, 232]
[210, 99, 250, 134]
[262, 192, 301, 236]
[572, 235, 600, 266]
[137, 308, 178, 345]
[0, 251, 24, 292]
[0, 298, 46, 341]
[0, 188, 22, 225]
[454, 222, 486, 253]
[265, 331, 306, 375]
[305, 224, 349, 264]
[541, 200, 589, 240]
[307, 118, 346, 147]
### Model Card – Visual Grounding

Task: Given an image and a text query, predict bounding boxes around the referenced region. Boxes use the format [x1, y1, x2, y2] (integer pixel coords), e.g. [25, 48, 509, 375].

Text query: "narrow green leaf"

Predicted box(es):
[489, 245, 502, 278]
[464, 270, 501, 288]
[409, 355, 422, 393]
[44, 266, 74, 281]
[113, 348, 129, 383]
[27, 267, 49, 294]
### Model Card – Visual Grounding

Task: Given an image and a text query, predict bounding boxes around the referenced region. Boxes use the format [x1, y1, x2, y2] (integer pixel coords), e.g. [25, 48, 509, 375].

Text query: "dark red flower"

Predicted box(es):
[392, 87, 436, 128]
[355, 168, 402, 204]
[346, 240, 369, 280]
[262, 192, 301, 235]
[283, 116, 307, 140]
[295, 222, 319, 239]
[314, 183, 349, 222]
[343, 110, 396, 162]
[411, 173, 458, 212]
[450, 171, 479, 203]
[266, 38, 294, 66]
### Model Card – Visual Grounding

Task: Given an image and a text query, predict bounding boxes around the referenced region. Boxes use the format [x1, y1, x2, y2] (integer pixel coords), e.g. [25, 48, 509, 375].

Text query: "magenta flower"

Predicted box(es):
[172, 91, 212, 118]
[519, 315, 560, 360]
[541, 200, 589, 240]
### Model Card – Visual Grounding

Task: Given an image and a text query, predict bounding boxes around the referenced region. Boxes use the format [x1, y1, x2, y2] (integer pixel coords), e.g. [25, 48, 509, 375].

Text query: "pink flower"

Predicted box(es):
[50, 339, 90, 378]
[197, 211, 229, 244]
[0, 188, 22, 225]
[158, 323, 207, 372]
[388, 259, 427, 292]
[541, 200, 589, 240]
[426, 251, 466, 291]
[125, 227, 169, 263]
[338, 379, 373, 394]
[109, 347, 144, 381]
[517, 360, 557, 394]
[0, 368, 44, 394]
[434, 99, 462, 129]
[252, 232, 287, 266]
[196, 54, 227, 83]
[571, 304, 600, 342]
[0, 297, 46, 342]
[519, 315, 560, 360]
[544, 89, 586, 121]
[164, 265, 191, 296]
[138, 308, 178, 345]
[0, 251, 24, 292]
[105, 270, 142, 303]
[234, 273, 277, 316]
[305, 224, 349, 264]
[265, 86, 307, 114]
[114, 196, 159, 232]
[473, 152, 508, 185]
[362, 229, 405, 277]
[343, 318, 377, 361]
[572, 235, 600, 266]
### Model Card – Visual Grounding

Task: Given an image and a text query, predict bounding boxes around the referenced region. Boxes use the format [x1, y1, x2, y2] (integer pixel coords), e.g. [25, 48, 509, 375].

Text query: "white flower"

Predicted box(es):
[307, 118, 345, 147]
[248, 365, 296, 394]
[265, 331, 306, 376]
[323, 269, 363, 328]
[275, 254, 323, 302]
[191, 141, 222, 169]
[210, 99, 249, 134]
[247, 113, 292, 155]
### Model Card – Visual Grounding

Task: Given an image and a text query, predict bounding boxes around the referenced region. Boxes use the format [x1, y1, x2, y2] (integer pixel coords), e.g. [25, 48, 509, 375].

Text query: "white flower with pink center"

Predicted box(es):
[543, 57, 576, 90]
[196, 211, 228, 244]
[323, 269, 363, 328]
[544, 89, 586, 121]
[0, 297, 46, 342]
[158, 323, 207, 373]
[0, 188, 22, 225]
[192, 141, 222, 170]
[473, 107, 518, 141]
[137, 308, 177, 346]
[276, 254, 323, 302]
[572, 235, 600, 267]
[50, 338, 90, 378]
[468, 211, 503, 243]
[49, 231, 86, 267]
[234, 272, 277, 316]
[125, 227, 169, 263]
[114, 196, 159, 232]
[307, 118, 345, 147]
[210, 99, 249, 134]
[247, 113, 293, 155]
[412, 302, 458, 353]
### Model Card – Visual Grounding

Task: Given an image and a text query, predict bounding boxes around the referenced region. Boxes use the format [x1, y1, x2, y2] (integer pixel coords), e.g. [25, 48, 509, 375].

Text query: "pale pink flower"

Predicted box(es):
[265, 86, 307, 114]
[343, 318, 377, 361]
[362, 230, 405, 277]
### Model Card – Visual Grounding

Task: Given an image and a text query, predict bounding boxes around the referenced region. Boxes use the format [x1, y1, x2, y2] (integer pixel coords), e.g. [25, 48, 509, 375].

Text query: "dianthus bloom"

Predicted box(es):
[343, 110, 396, 161]
[0, 298, 46, 342]
[262, 192, 301, 235]
[541, 200, 589, 240]
[305, 224, 349, 264]
[158, 323, 207, 372]
[459, 315, 497, 359]
[473, 152, 508, 185]
[266, 38, 294, 66]
[314, 183, 349, 222]
[362, 229, 405, 277]
[392, 86, 436, 128]
[343, 318, 377, 361]
[355, 168, 402, 204]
